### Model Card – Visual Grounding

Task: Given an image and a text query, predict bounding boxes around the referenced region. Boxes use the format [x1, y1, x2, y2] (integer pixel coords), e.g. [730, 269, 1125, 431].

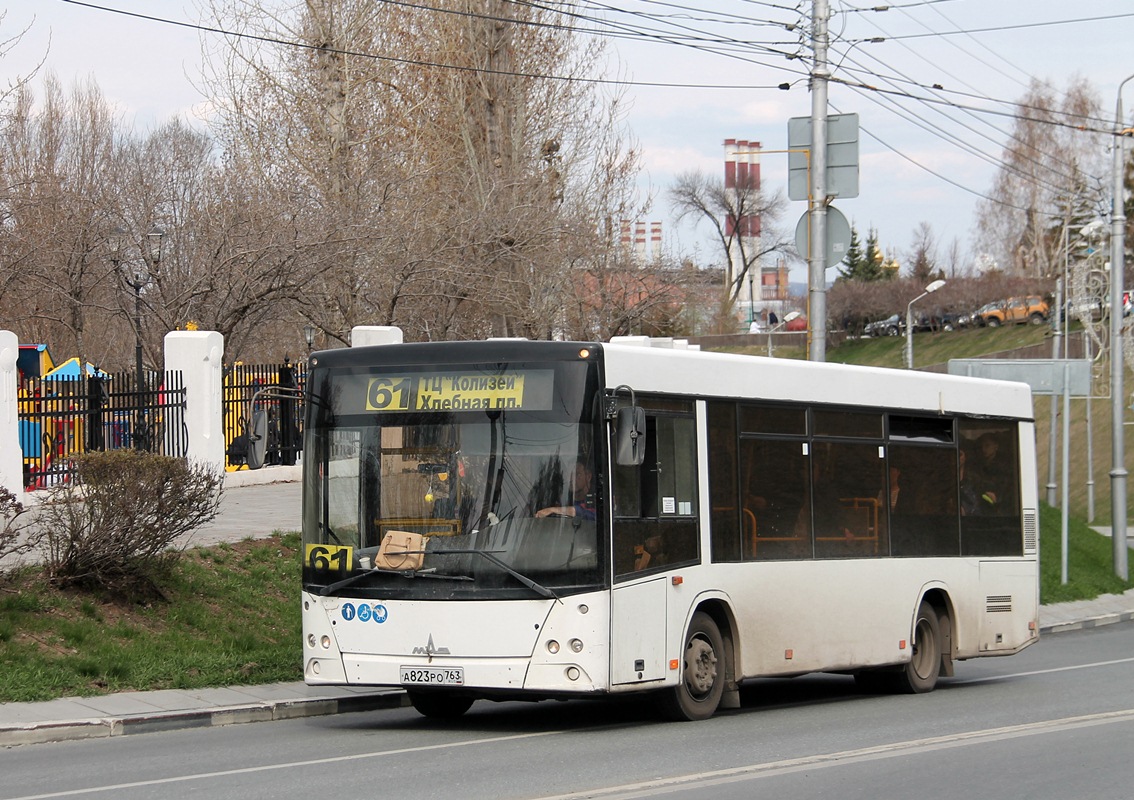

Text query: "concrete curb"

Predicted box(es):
[0, 690, 407, 747]
[1039, 610, 1134, 635]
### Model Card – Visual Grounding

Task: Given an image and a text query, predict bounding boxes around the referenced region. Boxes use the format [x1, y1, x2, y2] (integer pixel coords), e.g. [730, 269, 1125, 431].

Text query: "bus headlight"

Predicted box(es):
[569, 638, 584, 653]
[547, 640, 560, 654]
[307, 634, 317, 648]
[321, 635, 332, 649]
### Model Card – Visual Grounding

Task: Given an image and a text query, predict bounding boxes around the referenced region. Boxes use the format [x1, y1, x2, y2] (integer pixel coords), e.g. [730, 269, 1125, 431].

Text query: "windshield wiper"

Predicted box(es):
[428, 549, 561, 601]
[311, 564, 474, 597]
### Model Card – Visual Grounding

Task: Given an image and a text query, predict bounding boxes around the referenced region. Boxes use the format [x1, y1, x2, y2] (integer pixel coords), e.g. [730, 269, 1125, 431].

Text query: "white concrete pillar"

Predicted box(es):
[0, 331, 20, 497]
[164, 331, 225, 475]
[350, 326, 403, 347]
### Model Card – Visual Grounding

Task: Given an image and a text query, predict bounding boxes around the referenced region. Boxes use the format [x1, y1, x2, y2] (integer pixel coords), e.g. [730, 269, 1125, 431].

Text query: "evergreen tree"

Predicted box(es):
[837, 225, 891, 282]
[837, 226, 865, 281]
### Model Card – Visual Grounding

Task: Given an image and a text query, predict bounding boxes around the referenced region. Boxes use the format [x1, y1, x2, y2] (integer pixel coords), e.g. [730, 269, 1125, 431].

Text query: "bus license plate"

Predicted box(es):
[399, 666, 464, 686]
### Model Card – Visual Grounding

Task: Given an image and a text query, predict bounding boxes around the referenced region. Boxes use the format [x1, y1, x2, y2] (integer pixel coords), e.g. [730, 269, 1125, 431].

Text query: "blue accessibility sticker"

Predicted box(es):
[341, 602, 387, 623]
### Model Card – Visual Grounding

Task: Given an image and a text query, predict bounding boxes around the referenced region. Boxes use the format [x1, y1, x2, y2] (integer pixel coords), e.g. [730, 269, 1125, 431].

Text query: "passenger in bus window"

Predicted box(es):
[535, 459, 596, 520]
[885, 465, 917, 517]
[970, 434, 1008, 512]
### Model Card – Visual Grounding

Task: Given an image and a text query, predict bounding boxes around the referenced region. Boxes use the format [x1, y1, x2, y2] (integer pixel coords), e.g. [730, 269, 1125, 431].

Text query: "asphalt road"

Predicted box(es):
[2, 624, 1132, 800]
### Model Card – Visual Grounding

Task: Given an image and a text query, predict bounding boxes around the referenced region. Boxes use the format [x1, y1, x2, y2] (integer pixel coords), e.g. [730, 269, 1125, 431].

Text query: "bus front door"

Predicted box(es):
[610, 577, 667, 685]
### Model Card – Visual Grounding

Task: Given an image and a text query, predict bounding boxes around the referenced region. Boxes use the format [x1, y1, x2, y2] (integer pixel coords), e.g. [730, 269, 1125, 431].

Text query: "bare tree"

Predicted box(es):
[907, 221, 939, 284]
[668, 170, 791, 314]
[200, 0, 644, 343]
[0, 76, 124, 366]
[974, 77, 1108, 278]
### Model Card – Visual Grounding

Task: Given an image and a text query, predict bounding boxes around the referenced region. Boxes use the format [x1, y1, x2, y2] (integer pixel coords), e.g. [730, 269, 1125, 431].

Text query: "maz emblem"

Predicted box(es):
[412, 634, 451, 660]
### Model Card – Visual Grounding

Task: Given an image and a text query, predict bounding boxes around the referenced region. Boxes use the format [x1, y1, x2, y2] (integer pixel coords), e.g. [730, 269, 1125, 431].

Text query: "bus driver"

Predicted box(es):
[535, 459, 597, 520]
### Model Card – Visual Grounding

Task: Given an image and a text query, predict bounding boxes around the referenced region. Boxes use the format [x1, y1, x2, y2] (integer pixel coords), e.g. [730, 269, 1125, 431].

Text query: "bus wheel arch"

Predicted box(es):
[661, 605, 733, 721]
[855, 591, 953, 694]
[900, 599, 943, 692]
[920, 588, 955, 678]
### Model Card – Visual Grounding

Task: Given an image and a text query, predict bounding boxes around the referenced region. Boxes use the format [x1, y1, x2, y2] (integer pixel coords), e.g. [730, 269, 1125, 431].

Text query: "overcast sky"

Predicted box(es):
[6, 1, 1133, 283]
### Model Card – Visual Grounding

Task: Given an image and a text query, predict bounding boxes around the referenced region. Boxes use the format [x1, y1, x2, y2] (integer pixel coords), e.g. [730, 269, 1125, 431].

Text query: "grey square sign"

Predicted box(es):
[788, 113, 860, 201]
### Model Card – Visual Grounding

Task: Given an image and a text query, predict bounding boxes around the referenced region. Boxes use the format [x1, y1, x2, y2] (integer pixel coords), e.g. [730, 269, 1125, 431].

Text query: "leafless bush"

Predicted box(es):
[36, 451, 224, 597]
[0, 486, 35, 574]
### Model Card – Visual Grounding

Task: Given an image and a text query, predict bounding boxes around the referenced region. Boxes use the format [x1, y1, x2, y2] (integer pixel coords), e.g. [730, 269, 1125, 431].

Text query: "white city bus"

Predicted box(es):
[301, 336, 1039, 720]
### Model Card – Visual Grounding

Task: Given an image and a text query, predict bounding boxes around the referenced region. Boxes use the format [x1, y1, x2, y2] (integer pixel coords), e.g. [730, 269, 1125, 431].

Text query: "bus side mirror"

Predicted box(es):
[615, 406, 646, 466]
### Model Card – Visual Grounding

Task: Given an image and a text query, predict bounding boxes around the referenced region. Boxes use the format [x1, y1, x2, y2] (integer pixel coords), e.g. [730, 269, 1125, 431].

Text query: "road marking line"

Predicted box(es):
[536, 708, 1134, 800]
[6, 729, 567, 800]
[951, 655, 1134, 684]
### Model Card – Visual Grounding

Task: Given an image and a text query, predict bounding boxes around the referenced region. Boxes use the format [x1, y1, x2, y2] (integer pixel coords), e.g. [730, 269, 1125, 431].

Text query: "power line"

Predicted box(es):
[56, 0, 805, 91]
[879, 10, 1134, 40]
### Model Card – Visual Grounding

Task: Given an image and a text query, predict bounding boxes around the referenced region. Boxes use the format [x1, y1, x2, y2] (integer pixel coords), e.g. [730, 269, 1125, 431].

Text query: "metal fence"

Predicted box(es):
[222, 360, 306, 469]
[17, 371, 187, 490]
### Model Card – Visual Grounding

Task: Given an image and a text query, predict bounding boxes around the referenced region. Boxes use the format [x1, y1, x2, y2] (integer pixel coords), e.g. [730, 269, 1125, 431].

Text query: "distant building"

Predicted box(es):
[726, 139, 794, 327]
[724, 139, 762, 292]
[758, 261, 790, 302]
[619, 220, 663, 264]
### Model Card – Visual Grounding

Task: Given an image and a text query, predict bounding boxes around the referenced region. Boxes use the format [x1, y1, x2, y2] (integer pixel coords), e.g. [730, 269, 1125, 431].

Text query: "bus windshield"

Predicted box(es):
[302, 356, 605, 600]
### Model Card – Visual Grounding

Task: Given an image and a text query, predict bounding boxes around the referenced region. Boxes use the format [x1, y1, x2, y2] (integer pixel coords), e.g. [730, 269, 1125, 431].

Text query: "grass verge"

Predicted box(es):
[1039, 501, 1134, 604]
[0, 533, 302, 703]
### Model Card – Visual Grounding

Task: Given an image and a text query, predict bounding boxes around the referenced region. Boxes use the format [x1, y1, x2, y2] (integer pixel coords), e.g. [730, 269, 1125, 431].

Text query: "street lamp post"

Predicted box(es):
[130, 227, 164, 451]
[303, 323, 317, 356]
[747, 271, 755, 329]
[905, 279, 946, 370]
[1108, 74, 1134, 580]
[767, 310, 801, 357]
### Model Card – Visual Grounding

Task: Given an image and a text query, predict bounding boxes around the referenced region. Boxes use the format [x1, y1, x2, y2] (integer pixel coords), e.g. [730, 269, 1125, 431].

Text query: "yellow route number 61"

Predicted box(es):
[305, 544, 354, 574]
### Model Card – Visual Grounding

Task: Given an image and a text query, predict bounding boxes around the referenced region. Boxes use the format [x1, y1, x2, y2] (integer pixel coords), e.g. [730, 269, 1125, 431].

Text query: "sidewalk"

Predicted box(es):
[2, 476, 1133, 746]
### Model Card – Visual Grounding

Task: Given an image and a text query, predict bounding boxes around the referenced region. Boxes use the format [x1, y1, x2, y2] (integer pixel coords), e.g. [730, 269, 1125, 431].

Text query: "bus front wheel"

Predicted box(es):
[407, 691, 474, 719]
[661, 611, 725, 721]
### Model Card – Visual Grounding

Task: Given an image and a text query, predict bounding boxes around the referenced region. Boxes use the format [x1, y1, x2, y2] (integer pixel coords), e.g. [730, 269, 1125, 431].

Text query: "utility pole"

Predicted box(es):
[808, 0, 830, 362]
[1109, 75, 1132, 580]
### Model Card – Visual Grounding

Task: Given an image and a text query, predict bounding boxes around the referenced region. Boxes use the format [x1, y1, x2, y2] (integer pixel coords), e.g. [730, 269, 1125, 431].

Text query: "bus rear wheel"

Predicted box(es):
[661, 611, 725, 721]
[854, 601, 942, 694]
[407, 691, 475, 719]
[900, 601, 943, 693]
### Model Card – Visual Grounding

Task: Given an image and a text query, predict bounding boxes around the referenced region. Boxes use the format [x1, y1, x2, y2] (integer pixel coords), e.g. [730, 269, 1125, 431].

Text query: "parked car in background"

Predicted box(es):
[864, 313, 903, 337]
[957, 302, 997, 328]
[979, 295, 1050, 327]
[912, 312, 959, 332]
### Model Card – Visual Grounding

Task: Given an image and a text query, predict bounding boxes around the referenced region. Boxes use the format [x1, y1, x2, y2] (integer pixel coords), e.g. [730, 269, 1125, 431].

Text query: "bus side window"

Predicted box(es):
[612, 410, 699, 577]
[958, 420, 1022, 556]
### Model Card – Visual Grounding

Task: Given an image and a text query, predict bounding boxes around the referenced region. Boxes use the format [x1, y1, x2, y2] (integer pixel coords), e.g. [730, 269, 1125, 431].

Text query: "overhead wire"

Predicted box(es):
[56, 0, 1119, 133]
[831, 37, 1100, 194]
[55, 0, 1125, 223]
[830, 2, 1113, 217]
[56, 0, 809, 90]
